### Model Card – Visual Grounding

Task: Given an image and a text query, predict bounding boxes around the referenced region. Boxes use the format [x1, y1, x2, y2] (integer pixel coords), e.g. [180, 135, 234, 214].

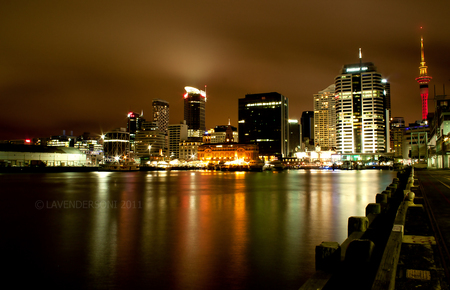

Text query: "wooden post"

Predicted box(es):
[315, 242, 341, 271]
[348, 216, 369, 237]
[366, 203, 381, 216]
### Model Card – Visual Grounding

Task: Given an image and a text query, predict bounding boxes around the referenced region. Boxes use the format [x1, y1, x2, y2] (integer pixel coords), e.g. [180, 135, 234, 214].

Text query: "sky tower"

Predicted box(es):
[415, 35, 432, 120]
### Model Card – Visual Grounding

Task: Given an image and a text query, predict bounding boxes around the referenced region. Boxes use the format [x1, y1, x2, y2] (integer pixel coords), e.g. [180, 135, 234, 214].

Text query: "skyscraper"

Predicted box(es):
[152, 99, 169, 134]
[313, 84, 336, 150]
[415, 36, 432, 121]
[301, 111, 314, 146]
[238, 92, 289, 158]
[183, 86, 206, 138]
[288, 119, 300, 156]
[335, 58, 388, 154]
[127, 111, 144, 154]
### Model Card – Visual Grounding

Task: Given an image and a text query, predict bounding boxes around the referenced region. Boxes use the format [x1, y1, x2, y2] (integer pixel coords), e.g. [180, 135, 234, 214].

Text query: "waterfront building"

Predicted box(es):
[390, 117, 405, 159]
[197, 143, 259, 164]
[168, 121, 188, 159]
[46, 131, 76, 147]
[127, 111, 144, 154]
[134, 129, 166, 162]
[313, 84, 336, 150]
[301, 111, 314, 147]
[427, 99, 450, 168]
[415, 36, 432, 121]
[335, 55, 388, 154]
[238, 92, 289, 159]
[402, 121, 429, 165]
[74, 137, 104, 166]
[179, 140, 202, 160]
[198, 124, 259, 164]
[102, 128, 130, 160]
[151, 99, 170, 156]
[0, 144, 87, 167]
[288, 119, 300, 156]
[184, 86, 206, 138]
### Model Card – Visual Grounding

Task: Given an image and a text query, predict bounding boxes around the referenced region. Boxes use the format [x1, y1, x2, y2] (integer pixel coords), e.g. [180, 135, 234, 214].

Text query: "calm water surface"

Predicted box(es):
[1, 169, 396, 289]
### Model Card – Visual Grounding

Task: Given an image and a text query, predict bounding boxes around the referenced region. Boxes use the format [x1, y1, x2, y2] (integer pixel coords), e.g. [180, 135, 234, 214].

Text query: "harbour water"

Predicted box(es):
[1, 169, 396, 289]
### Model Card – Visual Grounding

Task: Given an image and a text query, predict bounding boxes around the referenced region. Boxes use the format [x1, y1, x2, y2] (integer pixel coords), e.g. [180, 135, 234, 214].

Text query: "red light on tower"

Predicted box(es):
[415, 35, 432, 121]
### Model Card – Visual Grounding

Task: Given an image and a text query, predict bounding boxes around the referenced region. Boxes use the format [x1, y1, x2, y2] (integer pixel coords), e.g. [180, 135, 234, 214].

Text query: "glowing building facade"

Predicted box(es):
[183, 86, 206, 138]
[152, 99, 169, 134]
[313, 84, 336, 150]
[415, 37, 432, 120]
[335, 61, 388, 154]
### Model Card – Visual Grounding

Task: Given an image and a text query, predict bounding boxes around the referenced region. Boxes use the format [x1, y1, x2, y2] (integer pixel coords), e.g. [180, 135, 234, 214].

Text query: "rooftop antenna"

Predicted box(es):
[359, 48, 362, 67]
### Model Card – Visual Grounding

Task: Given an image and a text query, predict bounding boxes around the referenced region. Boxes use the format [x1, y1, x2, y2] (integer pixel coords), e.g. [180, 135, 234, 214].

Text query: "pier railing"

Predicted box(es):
[299, 167, 413, 290]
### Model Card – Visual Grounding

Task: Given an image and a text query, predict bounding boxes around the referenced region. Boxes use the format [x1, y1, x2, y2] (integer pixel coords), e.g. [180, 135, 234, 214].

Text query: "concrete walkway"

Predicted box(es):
[394, 169, 450, 289]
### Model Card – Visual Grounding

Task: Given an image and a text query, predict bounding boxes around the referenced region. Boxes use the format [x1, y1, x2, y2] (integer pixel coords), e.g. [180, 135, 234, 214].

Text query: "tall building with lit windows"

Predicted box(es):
[183, 86, 206, 138]
[152, 99, 169, 134]
[313, 84, 336, 150]
[127, 111, 145, 154]
[238, 92, 289, 158]
[335, 60, 388, 154]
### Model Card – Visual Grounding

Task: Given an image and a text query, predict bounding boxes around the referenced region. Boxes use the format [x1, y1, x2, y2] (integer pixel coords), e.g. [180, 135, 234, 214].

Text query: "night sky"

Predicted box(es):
[1, 1, 450, 140]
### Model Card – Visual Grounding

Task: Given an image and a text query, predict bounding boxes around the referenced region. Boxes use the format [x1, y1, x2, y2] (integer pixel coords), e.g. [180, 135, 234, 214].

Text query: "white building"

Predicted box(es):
[335, 61, 388, 154]
[168, 122, 188, 159]
[0, 145, 87, 167]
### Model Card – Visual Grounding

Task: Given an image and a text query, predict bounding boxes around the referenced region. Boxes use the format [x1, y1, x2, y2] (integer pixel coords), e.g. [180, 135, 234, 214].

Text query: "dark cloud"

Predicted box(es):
[1, 0, 449, 139]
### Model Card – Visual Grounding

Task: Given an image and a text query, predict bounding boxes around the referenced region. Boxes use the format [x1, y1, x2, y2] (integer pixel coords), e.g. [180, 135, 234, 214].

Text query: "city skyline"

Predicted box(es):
[1, 1, 450, 140]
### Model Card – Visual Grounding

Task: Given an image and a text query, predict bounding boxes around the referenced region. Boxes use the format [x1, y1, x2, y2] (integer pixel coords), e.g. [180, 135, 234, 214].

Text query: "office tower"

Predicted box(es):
[127, 111, 144, 154]
[415, 36, 432, 121]
[391, 117, 405, 158]
[288, 119, 300, 156]
[301, 111, 314, 146]
[152, 99, 169, 156]
[183, 86, 206, 138]
[168, 121, 188, 159]
[335, 57, 387, 154]
[238, 92, 289, 158]
[313, 84, 336, 150]
[127, 112, 144, 136]
[152, 99, 170, 134]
